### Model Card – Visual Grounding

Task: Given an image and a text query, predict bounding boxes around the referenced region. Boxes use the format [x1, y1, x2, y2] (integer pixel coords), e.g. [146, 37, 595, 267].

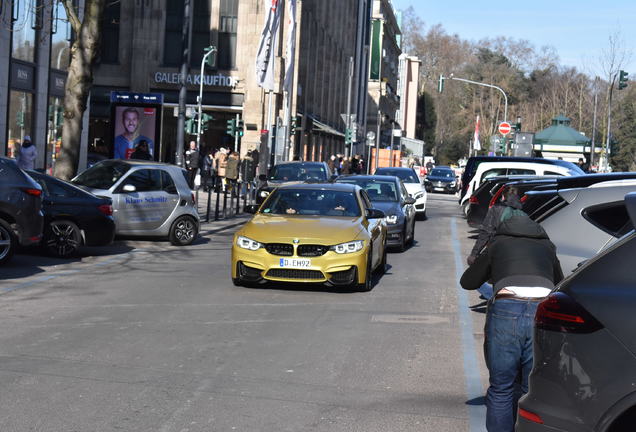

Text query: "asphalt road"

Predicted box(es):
[0, 193, 488, 432]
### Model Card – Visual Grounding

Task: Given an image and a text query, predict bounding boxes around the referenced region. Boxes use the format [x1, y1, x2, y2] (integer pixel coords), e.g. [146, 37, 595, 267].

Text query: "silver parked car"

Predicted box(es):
[72, 160, 199, 245]
[529, 179, 636, 274]
[516, 192, 636, 432]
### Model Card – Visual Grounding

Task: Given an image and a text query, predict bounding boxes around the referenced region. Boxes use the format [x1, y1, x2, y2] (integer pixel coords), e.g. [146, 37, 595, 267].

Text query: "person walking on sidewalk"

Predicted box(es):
[185, 141, 200, 188]
[460, 212, 563, 432]
[16, 135, 37, 170]
[214, 147, 228, 191]
[225, 151, 240, 192]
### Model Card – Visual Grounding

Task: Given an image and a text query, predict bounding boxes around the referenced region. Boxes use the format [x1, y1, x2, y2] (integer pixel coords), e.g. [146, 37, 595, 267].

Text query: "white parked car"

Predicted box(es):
[460, 161, 576, 214]
[374, 167, 428, 219]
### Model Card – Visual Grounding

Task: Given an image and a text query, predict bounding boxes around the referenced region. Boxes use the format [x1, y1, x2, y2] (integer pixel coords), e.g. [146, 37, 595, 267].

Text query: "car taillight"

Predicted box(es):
[535, 292, 603, 334]
[23, 188, 42, 197]
[98, 204, 113, 216]
[519, 408, 544, 424]
[521, 194, 528, 202]
[191, 192, 196, 204]
[489, 186, 505, 208]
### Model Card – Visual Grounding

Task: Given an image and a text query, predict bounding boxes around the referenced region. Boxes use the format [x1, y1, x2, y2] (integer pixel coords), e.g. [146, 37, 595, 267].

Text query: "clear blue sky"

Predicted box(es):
[392, 0, 635, 75]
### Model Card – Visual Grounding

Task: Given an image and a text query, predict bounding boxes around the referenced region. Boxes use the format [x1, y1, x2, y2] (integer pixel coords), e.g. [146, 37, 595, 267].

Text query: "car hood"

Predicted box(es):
[369, 201, 402, 216]
[403, 183, 425, 195]
[427, 175, 455, 183]
[240, 214, 363, 244]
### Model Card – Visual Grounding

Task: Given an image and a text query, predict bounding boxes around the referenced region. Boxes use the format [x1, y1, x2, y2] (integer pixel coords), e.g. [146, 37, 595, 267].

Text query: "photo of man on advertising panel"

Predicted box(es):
[113, 106, 156, 160]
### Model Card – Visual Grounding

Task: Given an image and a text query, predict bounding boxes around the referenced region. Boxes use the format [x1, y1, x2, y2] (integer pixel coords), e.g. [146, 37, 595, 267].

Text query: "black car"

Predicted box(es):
[0, 157, 44, 264]
[424, 166, 458, 194]
[337, 175, 416, 251]
[28, 171, 116, 258]
[466, 175, 558, 227]
[256, 161, 333, 204]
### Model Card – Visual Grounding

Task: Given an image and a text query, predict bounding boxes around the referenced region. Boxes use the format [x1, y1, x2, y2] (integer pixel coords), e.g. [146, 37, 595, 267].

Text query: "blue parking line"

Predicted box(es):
[451, 218, 486, 431]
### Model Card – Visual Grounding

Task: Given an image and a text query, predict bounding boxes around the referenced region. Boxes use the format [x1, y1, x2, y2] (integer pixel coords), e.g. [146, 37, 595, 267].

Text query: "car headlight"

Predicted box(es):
[414, 192, 424, 199]
[330, 240, 364, 254]
[385, 215, 398, 224]
[236, 235, 263, 251]
[259, 190, 270, 198]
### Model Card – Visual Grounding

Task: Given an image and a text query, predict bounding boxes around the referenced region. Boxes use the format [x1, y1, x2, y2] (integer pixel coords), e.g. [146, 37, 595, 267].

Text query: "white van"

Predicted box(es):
[460, 161, 575, 212]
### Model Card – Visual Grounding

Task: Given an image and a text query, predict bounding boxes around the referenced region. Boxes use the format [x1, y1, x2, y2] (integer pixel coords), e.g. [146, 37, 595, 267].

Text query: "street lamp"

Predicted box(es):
[197, 46, 217, 149]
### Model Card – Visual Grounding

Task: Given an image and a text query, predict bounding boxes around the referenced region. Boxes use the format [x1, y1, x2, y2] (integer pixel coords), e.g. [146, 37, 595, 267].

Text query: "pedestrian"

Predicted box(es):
[327, 155, 336, 174]
[351, 155, 360, 174]
[184, 141, 200, 188]
[426, 160, 434, 175]
[200, 147, 215, 192]
[214, 147, 228, 190]
[341, 156, 351, 174]
[460, 211, 564, 432]
[240, 149, 257, 197]
[16, 135, 37, 170]
[577, 157, 589, 173]
[225, 151, 240, 192]
[467, 186, 524, 266]
[130, 140, 152, 160]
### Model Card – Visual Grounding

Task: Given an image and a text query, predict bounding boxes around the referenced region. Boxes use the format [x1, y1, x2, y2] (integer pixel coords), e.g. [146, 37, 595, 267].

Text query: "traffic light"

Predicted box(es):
[200, 112, 213, 131]
[619, 70, 629, 90]
[185, 118, 197, 135]
[290, 116, 298, 135]
[237, 119, 244, 137]
[226, 118, 236, 137]
[438, 75, 445, 93]
[498, 138, 507, 155]
[345, 128, 353, 145]
[204, 46, 217, 68]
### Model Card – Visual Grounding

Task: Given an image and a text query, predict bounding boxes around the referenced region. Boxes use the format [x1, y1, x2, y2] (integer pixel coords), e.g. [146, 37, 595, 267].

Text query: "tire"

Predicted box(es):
[0, 219, 16, 265]
[463, 201, 470, 217]
[169, 216, 198, 246]
[374, 241, 387, 275]
[232, 277, 242, 287]
[44, 220, 81, 258]
[357, 252, 373, 292]
[398, 226, 407, 252]
[407, 220, 415, 246]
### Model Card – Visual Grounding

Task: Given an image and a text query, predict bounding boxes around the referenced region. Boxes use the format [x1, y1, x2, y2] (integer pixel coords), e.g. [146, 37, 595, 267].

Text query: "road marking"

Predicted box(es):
[450, 217, 486, 431]
[371, 314, 450, 324]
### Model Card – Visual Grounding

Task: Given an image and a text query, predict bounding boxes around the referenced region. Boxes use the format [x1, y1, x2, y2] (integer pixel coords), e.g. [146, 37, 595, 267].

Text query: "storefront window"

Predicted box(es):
[46, 97, 64, 171]
[51, 1, 71, 70]
[7, 91, 34, 158]
[11, 0, 37, 63]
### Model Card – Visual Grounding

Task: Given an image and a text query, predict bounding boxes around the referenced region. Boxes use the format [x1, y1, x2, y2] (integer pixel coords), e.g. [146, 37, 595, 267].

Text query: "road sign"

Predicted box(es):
[498, 122, 512, 135]
[340, 113, 356, 125]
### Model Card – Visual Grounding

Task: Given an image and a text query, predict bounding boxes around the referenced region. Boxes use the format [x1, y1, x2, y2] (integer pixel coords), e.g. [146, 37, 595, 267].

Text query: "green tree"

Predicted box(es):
[416, 91, 436, 153]
[611, 88, 636, 171]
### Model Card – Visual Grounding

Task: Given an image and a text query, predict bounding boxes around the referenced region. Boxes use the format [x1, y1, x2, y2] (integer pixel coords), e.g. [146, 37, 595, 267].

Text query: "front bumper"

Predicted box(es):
[425, 181, 456, 193]
[231, 245, 367, 285]
[385, 224, 405, 246]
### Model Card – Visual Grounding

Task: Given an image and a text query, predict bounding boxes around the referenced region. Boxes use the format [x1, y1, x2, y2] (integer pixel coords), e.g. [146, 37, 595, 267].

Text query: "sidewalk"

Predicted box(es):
[194, 187, 253, 233]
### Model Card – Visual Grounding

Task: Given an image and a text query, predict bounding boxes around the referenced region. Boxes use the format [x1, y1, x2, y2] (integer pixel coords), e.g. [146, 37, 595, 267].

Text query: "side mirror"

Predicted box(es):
[244, 204, 260, 214]
[404, 197, 416, 205]
[122, 184, 136, 193]
[258, 174, 267, 182]
[330, 174, 338, 182]
[366, 208, 385, 219]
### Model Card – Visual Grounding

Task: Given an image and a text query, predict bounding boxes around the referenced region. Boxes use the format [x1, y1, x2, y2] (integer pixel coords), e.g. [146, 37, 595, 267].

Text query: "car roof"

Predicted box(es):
[97, 159, 180, 169]
[276, 182, 359, 192]
[375, 167, 413, 171]
[431, 166, 453, 170]
[474, 161, 570, 171]
[337, 174, 400, 182]
[556, 172, 636, 189]
[273, 161, 326, 166]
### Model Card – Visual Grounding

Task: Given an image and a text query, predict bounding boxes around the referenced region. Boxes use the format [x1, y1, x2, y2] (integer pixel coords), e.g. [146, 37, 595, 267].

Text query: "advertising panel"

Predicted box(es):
[110, 92, 163, 161]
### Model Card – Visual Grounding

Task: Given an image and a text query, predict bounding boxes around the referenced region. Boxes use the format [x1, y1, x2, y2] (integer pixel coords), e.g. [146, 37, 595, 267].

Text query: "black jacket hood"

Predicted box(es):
[496, 214, 549, 240]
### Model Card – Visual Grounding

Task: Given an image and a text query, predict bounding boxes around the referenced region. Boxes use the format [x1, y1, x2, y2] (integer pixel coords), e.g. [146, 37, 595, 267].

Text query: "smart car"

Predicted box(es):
[72, 160, 199, 245]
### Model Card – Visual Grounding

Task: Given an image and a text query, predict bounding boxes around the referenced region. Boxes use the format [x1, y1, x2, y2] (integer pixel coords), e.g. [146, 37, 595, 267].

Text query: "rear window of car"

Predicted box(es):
[337, 178, 399, 202]
[430, 169, 454, 178]
[269, 164, 327, 182]
[375, 168, 419, 183]
[583, 201, 634, 238]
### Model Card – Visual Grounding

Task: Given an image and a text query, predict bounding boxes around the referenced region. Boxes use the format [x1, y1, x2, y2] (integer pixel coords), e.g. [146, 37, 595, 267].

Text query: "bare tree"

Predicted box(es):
[54, 0, 106, 180]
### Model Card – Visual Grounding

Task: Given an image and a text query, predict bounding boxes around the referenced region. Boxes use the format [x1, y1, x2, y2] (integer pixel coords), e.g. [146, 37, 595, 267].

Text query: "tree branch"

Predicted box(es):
[61, 0, 82, 35]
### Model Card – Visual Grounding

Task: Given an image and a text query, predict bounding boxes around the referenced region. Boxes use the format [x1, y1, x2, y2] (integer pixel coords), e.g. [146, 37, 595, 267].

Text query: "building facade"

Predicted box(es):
[0, 0, 77, 171]
[397, 53, 419, 140]
[366, 0, 401, 151]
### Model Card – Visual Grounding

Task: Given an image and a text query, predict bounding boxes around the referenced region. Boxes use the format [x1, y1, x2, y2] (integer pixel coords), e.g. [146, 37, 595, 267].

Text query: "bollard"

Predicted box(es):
[236, 183, 240, 215]
[205, 187, 212, 222]
[242, 183, 247, 212]
[214, 184, 221, 221]
[222, 187, 228, 219]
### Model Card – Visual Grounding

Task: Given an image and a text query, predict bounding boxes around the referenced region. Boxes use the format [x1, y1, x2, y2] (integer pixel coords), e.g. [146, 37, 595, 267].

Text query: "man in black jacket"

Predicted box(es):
[461, 213, 563, 432]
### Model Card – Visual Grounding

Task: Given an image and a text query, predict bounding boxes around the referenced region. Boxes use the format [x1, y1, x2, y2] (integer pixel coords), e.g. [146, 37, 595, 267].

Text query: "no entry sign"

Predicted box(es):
[498, 122, 512, 135]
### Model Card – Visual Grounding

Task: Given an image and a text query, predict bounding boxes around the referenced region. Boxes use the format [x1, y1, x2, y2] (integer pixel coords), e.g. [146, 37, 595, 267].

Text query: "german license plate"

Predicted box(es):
[279, 258, 311, 268]
[434, 187, 445, 191]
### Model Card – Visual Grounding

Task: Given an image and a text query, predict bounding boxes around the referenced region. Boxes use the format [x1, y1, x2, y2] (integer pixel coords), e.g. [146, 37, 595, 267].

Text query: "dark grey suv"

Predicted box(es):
[0, 157, 44, 264]
[517, 192, 636, 432]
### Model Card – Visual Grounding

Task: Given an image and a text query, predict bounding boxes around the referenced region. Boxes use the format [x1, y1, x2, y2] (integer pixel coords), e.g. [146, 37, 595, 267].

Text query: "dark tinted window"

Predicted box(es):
[583, 202, 633, 238]
[430, 169, 454, 178]
[375, 168, 419, 183]
[337, 178, 399, 202]
[122, 169, 162, 192]
[269, 164, 327, 181]
[47, 180, 77, 198]
[72, 161, 131, 190]
[100, 2, 120, 64]
[161, 171, 177, 194]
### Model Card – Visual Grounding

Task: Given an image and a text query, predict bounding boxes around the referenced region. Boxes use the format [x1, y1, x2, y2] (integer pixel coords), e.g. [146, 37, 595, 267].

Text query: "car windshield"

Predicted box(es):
[337, 178, 399, 202]
[268, 164, 327, 182]
[72, 161, 131, 190]
[430, 169, 454, 178]
[261, 189, 361, 217]
[375, 169, 419, 183]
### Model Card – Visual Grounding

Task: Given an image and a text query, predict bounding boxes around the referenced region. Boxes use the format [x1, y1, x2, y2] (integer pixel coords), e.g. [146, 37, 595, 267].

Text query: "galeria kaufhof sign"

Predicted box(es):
[153, 72, 238, 88]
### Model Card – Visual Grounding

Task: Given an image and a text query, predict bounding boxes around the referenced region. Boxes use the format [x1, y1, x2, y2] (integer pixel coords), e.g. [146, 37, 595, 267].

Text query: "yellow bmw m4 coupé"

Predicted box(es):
[231, 183, 388, 291]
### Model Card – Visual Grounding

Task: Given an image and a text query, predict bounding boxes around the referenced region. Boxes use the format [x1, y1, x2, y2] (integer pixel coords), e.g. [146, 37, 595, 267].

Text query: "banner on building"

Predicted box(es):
[370, 20, 383, 80]
[255, 0, 282, 91]
[473, 115, 481, 151]
[283, 0, 297, 93]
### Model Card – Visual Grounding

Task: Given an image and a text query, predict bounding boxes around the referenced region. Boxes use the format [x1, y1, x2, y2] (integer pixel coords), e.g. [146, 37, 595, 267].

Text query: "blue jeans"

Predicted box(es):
[484, 298, 539, 432]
